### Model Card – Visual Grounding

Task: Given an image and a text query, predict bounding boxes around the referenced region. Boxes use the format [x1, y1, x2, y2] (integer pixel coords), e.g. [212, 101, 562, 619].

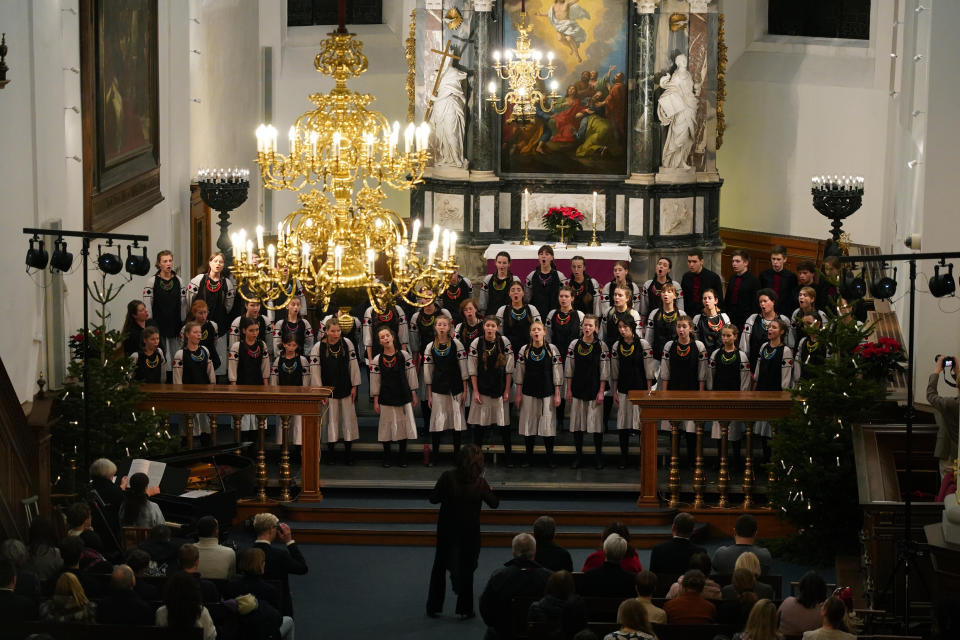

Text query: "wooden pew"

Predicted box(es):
[4, 622, 202, 640]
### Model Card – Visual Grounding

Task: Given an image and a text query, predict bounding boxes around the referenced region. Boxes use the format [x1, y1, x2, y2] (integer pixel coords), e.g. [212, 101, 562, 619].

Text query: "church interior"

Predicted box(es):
[1, 1, 959, 639]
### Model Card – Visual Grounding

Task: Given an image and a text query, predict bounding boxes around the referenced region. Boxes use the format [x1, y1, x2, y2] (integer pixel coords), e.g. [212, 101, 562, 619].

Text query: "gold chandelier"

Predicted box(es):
[487, 3, 560, 122]
[232, 25, 457, 314]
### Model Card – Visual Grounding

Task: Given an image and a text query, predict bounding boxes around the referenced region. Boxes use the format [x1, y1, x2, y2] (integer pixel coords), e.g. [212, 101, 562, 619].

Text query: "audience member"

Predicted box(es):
[633, 570, 666, 625]
[779, 570, 827, 637]
[177, 543, 220, 602]
[602, 598, 656, 640]
[226, 548, 294, 640]
[96, 564, 154, 625]
[648, 512, 705, 577]
[253, 512, 308, 618]
[64, 502, 105, 553]
[1, 539, 41, 602]
[119, 472, 165, 529]
[155, 571, 216, 640]
[196, 515, 237, 579]
[666, 552, 721, 600]
[802, 596, 856, 640]
[717, 568, 758, 632]
[582, 522, 642, 573]
[721, 552, 774, 601]
[712, 514, 772, 575]
[663, 569, 716, 625]
[533, 515, 573, 572]
[27, 517, 63, 586]
[88, 458, 125, 513]
[579, 534, 636, 598]
[138, 524, 182, 571]
[0, 557, 39, 623]
[733, 598, 779, 640]
[479, 533, 552, 640]
[126, 549, 160, 600]
[574, 630, 599, 640]
[527, 570, 588, 640]
[57, 536, 102, 598]
[39, 572, 97, 623]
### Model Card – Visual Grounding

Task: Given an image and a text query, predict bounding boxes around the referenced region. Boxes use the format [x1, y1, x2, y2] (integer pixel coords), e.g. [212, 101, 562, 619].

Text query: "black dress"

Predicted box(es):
[695, 312, 727, 354]
[133, 349, 164, 383]
[503, 305, 535, 352]
[442, 277, 473, 325]
[548, 310, 581, 365]
[568, 275, 597, 315]
[528, 269, 562, 319]
[426, 469, 499, 616]
[150, 275, 182, 339]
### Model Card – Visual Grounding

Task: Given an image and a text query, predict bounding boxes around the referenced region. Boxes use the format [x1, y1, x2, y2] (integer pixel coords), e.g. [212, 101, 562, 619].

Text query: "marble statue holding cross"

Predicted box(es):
[427, 41, 468, 170]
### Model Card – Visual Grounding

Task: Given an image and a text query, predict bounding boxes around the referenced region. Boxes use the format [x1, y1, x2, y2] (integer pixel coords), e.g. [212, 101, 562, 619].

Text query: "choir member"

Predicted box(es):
[228, 316, 271, 433]
[610, 318, 655, 469]
[230, 299, 270, 356]
[600, 261, 642, 318]
[641, 257, 684, 318]
[496, 281, 542, 353]
[564, 255, 602, 316]
[659, 316, 708, 467]
[514, 321, 563, 468]
[270, 333, 311, 459]
[121, 300, 155, 357]
[707, 325, 752, 469]
[271, 297, 314, 359]
[423, 315, 469, 466]
[362, 303, 409, 364]
[310, 317, 361, 466]
[370, 326, 419, 468]
[691, 289, 731, 355]
[723, 250, 760, 331]
[564, 315, 609, 470]
[644, 282, 681, 376]
[752, 317, 794, 461]
[524, 245, 566, 320]
[130, 326, 166, 384]
[681, 251, 724, 319]
[440, 268, 473, 325]
[759, 244, 798, 316]
[411, 289, 453, 434]
[142, 250, 186, 375]
[172, 321, 216, 437]
[186, 252, 235, 372]
[789, 287, 828, 347]
[741, 289, 793, 370]
[467, 316, 515, 465]
[478, 251, 521, 316]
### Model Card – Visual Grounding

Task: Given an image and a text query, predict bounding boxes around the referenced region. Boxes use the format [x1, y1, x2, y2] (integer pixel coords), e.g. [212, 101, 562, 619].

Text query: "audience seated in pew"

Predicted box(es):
[178, 543, 221, 603]
[732, 598, 779, 640]
[251, 512, 309, 619]
[97, 564, 155, 626]
[578, 534, 636, 599]
[716, 568, 758, 634]
[802, 596, 856, 640]
[582, 522, 642, 574]
[57, 536, 105, 598]
[0, 557, 39, 624]
[779, 570, 827, 638]
[533, 516, 574, 573]
[196, 515, 237, 580]
[155, 571, 216, 640]
[480, 533, 552, 640]
[225, 548, 295, 640]
[712, 515, 772, 576]
[663, 570, 716, 625]
[648, 513, 706, 577]
[127, 549, 161, 600]
[665, 552, 721, 601]
[602, 598, 656, 640]
[40, 572, 97, 623]
[527, 570, 587, 640]
[138, 525, 186, 574]
[1, 539, 42, 604]
[27, 517, 64, 588]
[633, 570, 666, 626]
[721, 552, 775, 601]
[65, 502, 106, 555]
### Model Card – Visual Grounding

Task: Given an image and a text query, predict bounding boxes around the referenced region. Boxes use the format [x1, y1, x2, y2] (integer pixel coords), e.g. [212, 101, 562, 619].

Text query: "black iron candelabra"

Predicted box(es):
[198, 168, 250, 267]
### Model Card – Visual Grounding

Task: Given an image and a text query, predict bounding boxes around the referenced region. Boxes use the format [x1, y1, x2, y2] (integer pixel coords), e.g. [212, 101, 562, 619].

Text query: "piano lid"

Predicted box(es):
[151, 441, 254, 465]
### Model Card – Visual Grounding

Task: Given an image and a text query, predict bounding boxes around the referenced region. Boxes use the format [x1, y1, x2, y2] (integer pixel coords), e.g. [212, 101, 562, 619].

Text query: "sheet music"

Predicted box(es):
[180, 489, 217, 498]
[128, 458, 166, 488]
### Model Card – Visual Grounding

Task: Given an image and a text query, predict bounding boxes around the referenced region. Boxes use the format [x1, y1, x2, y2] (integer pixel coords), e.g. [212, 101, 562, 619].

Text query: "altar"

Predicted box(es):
[483, 242, 631, 277]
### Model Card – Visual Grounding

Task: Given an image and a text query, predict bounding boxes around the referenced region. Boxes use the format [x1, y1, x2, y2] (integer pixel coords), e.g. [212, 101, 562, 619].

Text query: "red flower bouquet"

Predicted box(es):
[854, 336, 906, 382]
[543, 206, 584, 239]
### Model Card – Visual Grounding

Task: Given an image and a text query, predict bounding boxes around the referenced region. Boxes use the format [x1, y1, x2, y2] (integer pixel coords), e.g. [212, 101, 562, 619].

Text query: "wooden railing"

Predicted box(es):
[629, 391, 794, 509]
[137, 384, 331, 502]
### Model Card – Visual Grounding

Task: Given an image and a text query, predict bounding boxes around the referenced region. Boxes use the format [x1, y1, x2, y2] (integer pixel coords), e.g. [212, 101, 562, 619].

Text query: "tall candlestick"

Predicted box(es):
[592, 191, 598, 226]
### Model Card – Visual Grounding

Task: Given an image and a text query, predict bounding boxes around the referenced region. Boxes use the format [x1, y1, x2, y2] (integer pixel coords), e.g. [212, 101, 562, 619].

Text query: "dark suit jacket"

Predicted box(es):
[534, 541, 574, 573]
[137, 537, 183, 569]
[648, 537, 707, 577]
[97, 588, 155, 626]
[133, 578, 160, 601]
[681, 268, 724, 319]
[0, 588, 39, 624]
[254, 539, 307, 617]
[759, 268, 799, 315]
[578, 561, 636, 598]
[723, 272, 761, 330]
[480, 558, 552, 640]
[187, 571, 221, 602]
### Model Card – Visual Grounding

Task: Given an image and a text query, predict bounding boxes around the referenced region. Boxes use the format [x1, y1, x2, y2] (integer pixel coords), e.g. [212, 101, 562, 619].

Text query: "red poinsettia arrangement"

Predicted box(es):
[543, 206, 584, 237]
[854, 336, 906, 382]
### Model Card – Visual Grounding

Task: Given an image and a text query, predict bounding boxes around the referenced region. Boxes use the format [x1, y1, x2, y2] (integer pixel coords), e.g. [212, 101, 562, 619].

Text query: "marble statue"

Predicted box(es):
[429, 65, 468, 170]
[657, 54, 699, 170]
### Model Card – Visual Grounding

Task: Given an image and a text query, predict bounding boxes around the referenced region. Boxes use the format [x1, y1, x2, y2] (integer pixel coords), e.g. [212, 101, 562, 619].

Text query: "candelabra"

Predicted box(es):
[197, 168, 250, 267]
[811, 174, 864, 243]
[487, 3, 560, 123]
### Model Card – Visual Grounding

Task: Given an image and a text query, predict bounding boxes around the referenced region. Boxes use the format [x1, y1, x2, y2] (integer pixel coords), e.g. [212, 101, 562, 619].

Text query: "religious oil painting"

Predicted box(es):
[499, 0, 630, 177]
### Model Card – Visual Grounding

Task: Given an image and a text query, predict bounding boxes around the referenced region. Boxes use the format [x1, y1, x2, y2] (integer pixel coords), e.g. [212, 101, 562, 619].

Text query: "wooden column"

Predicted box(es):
[638, 418, 659, 507]
[299, 413, 324, 501]
[693, 421, 706, 508]
[717, 421, 730, 507]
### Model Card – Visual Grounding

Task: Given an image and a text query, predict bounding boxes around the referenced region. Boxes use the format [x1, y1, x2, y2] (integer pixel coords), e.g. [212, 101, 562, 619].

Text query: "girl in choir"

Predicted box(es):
[411, 289, 453, 433]
[121, 300, 153, 357]
[692, 289, 731, 355]
[230, 299, 270, 355]
[310, 317, 361, 466]
[455, 299, 483, 349]
[641, 257, 685, 318]
[524, 245, 566, 320]
[659, 316, 709, 467]
[268, 271, 308, 320]
[370, 326, 419, 468]
[441, 268, 473, 325]
[272, 297, 314, 359]
[186, 252, 235, 372]
[610, 318, 655, 469]
[423, 315, 469, 466]
[497, 281, 542, 354]
[467, 316, 515, 464]
[564, 315, 610, 470]
[546, 286, 585, 433]
[514, 321, 563, 468]
[564, 255, 602, 316]
[172, 321, 216, 439]
[707, 325, 752, 469]
[270, 332, 311, 461]
[600, 285, 643, 428]
[182, 300, 221, 371]
[130, 326, 166, 384]
[600, 260, 642, 317]
[793, 313, 825, 382]
[644, 282, 681, 375]
[752, 317, 794, 461]
[790, 286, 828, 346]
[741, 289, 793, 370]
[362, 302, 410, 364]
[142, 250, 186, 376]
[479, 251, 521, 316]
[228, 316, 271, 435]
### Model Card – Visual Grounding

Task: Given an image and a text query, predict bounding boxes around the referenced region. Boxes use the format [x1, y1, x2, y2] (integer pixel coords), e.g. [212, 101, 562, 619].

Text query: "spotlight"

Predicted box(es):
[97, 244, 122, 275]
[25, 236, 49, 270]
[840, 269, 866, 300]
[125, 244, 151, 276]
[50, 238, 73, 273]
[929, 263, 955, 298]
[870, 266, 898, 300]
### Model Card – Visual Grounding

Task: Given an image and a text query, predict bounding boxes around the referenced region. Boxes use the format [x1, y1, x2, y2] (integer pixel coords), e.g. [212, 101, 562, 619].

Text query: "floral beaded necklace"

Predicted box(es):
[618, 341, 635, 357]
[244, 342, 263, 359]
[445, 285, 461, 299]
[576, 340, 595, 356]
[706, 314, 724, 331]
[205, 277, 222, 293]
[143, 352, 161, 368]
[527, 345, 547, 362]
[381, 352, 398, 368]
[158, 276, 176, 291]
[660, 308, 678, 323]
[325, 340, 342, 357]
[510, 306, 528, 321]
[720, 349, 738, 364]
[432, 340, 451, 357]
[280, 358, 300, 374]
[189, 348, 206, 362]
[675, 343, 691, 357]
[554, 310, 572, 326]
[762, 344, 781, 360]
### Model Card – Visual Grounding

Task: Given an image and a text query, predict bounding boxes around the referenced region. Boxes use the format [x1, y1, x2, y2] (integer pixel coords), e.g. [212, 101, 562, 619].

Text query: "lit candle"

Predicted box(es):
[256, 225, 264, 250]
[428, 241, 437, 265]
[411, 218, 421, 246]
[310, 131, 319, 157]
[268, 125, 278, 153]
[398, 245, 407, 271]
[367, 249, 376, 273]
[231, 234, 240, 260]
[268, 244, 276, 269]
[493, 50, 500, 63]
[592, 191, 598, 226]
[332, 132, 341, 161]
[488, 81, 497, 97]
[288, 126, 297, 154]
[547, 51, 554, 63]
[334, 245, 343, 272]
[277, 222, 284, 244]
[364, 132, 375, 158]
[404, 122, 416, 154]
[301, 242, 310, 268]
[523, 188, 529, 223]
[256, 125, 265, 153]
[246, 240, 254, 264]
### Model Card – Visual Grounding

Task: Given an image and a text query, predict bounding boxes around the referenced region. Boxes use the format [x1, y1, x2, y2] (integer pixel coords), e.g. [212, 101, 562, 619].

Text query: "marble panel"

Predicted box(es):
[696, 196, 705, 233]
[629, 197, 645, 237]
[424, 190, 434, 227]
[433, 193, 465, 231]
[616, 195, 625, 232]
[499, 192, 512, 230]
[479, 194, 495, 233]
[659, 197, 695, 236]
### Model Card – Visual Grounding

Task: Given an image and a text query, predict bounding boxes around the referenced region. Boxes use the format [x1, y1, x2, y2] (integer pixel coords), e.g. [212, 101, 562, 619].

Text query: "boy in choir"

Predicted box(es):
[723, 250, 760, 331]
[641, 257, 684, 318]
[741, 289, 793, 370]
[644, 282, 681, 377]
[310, 317, 361, 466]
[423, 315, 469, 466]
[610, 318, 655, 469]
[229, 316, 272, 436]
[370, 327, 419, 468]
[186, 252, 235, 372]
[514, 321, 564, 468]
[272, 297, 314, 359]
[270, 333, 311, 462]
[659, 316, 708, 467]
[142, 250, 186, 379]
[691, 289, 731, 355]
[411, 289, 453, 434]
[546, 286, 585, 432]
[478, 251, 521, 316]
[468, 316, 515, 465]
[173, 321, 217, 439]
[681, 252, 724, 319]
[707, 325, 752, 470]
[564, 316, 610, 470]
[759, 244, 798, 316]
[793, 314, 826, 382]
[564, 255, 602, 316]
[441, 268, 473, 325]
[130, 326, 166, 384]
[790, 286, 828, 346]
[752, 317, 794, 462]
[600, 261, 642, 317]
[524, 245, 566, 320]
[230, 299, 270, 356]
[497, 281, 542, 353]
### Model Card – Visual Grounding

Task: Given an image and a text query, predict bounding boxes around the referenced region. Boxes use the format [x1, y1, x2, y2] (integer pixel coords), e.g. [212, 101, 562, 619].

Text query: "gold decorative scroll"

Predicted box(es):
[405, 9, 417, 123]
[716, 13, 727, 149]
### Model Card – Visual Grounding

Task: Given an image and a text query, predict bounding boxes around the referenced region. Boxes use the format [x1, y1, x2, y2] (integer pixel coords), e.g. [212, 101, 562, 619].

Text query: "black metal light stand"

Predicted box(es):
[839, 249, 960, 632]
[812, 177, 864, 256]
[198, 170, 250, 268]
[23, 227, 149, 477]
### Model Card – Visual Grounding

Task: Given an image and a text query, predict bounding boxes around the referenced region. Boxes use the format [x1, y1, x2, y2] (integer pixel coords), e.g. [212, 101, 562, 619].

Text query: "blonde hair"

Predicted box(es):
[253, 512, 279, 535]
[742, 598, 778, 640]
[54, 571, 89, 606]
[735, 551, 762, 577]
[528, 320, 546, 336]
